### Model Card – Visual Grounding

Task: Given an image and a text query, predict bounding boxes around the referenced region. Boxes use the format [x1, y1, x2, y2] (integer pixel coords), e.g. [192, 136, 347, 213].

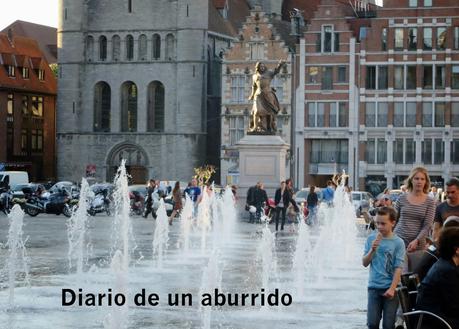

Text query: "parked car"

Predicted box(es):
[294, 187, 323, 207]
[49, 181, 79, 196]
[376, 189, 404, 202]
[351, 191, 374, 217]
[0, 171, 29, 189]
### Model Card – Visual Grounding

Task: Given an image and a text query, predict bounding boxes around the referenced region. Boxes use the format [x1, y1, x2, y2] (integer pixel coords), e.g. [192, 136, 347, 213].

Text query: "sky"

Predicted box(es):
[1, 0, 58, 29]
[0, 0, 383, 30]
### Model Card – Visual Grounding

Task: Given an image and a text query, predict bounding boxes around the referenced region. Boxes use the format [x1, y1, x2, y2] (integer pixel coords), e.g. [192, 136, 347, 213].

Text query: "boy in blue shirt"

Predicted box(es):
[363, 206, 405, 329]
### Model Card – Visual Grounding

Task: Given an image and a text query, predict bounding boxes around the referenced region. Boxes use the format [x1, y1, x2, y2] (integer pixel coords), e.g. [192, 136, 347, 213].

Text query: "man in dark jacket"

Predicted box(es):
[246, 183, 257, 223]
[143, 179, 157, 219]
[253, 182, 269, 223]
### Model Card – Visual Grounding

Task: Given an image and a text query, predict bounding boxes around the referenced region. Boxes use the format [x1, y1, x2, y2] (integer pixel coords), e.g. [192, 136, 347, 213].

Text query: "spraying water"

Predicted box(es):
[196, 187, 212, 251]
[292, 215, 313, 300]
[199, 249, 223, 329]
[3, 205, 29, 308]
[152, 199, 169, 268]
[179, 194, 194, 252]
[257, 224, 276, 290]
[220, 186, 237, 244]
[67, 177, 91, 275]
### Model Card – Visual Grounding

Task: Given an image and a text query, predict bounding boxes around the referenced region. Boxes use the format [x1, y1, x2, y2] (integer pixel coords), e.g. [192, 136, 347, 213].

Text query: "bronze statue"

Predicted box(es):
[248, 60, 285, 134]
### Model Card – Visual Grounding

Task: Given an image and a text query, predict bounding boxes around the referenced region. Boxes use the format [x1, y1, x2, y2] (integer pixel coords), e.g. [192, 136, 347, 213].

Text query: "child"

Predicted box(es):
[362, 206, 406, 329]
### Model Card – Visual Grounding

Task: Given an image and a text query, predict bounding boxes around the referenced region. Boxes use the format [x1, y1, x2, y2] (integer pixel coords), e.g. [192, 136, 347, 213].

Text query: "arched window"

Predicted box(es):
[165, 33, 175, 60]
[147, 81, 165, 131]
[112, 35, 121, 61]
[138, 34, 147, 60]
[121, 81, 137, 132]
[126, 35, 134, 60]
[152, 34, 161, 60]
[94, 81, 111, 132]
[86, 36, 94, 62]
[99, 36, 107, 61]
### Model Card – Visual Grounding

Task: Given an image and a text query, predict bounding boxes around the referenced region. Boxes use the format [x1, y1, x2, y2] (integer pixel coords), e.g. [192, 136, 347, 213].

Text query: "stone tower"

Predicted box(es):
[57, 0, 210, 182]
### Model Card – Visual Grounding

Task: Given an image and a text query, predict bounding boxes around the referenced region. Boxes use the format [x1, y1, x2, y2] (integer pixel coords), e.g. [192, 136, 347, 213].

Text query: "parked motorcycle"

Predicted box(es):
[87, 190, 111, 216]
[0, 188, 12, 214]
[24, 187, 72, 217]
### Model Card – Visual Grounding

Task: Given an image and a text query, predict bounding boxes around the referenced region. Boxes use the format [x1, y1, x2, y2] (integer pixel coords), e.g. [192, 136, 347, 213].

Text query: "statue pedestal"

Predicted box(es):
[236, 135, 289, 198]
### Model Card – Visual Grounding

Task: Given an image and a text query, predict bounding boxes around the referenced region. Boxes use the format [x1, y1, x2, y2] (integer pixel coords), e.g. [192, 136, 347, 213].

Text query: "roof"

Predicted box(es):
[209, 0, 251, 37]
[0, 33, 56, 95]
[2, 20, 57, 64]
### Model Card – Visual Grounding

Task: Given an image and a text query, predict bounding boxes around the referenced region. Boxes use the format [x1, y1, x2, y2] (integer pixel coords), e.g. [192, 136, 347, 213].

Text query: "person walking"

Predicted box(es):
[306, 185, 319, 225]
[143, 179, 157, 219]
[394, 167, 435, 252]
[363, 206, 406, 329]
[253, 182, 268, 223]
[184, 178, 201, 203]
[433, 177, 459, 242]
[168, 181, 182, 225]
[246, 183, 258, 223]
[273, 181, 287, 231]
[322, 180, 335, 206]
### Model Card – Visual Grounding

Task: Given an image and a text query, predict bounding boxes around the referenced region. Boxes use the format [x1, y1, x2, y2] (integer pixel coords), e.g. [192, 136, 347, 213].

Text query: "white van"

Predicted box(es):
[0, 171, 29, 189]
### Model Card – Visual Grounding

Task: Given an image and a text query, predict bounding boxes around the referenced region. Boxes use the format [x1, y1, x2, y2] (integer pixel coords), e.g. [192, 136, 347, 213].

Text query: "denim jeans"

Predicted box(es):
[367, 288, 399, 329]
[307, 206, 317, 225]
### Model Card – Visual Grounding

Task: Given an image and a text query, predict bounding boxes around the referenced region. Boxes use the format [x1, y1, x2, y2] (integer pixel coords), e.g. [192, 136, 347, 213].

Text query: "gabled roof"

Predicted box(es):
[0, 33, 56, 95]
[2, 20, 57, 64]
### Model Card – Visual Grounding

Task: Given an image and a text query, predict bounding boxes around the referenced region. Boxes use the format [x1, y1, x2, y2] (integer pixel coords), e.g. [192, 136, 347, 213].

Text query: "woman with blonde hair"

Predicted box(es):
[394, 167, 435, 252]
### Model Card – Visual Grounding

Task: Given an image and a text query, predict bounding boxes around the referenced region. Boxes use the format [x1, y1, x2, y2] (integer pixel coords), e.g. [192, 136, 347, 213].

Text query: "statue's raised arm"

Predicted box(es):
[248, 61, 285, 135]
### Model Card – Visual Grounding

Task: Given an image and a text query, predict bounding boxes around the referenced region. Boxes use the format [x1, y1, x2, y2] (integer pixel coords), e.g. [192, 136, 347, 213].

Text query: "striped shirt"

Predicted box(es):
[394, 193, 435, 250]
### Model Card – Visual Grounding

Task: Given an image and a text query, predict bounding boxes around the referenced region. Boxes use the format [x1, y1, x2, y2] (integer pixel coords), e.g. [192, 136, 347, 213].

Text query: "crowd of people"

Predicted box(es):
[362, 167, 459, 329]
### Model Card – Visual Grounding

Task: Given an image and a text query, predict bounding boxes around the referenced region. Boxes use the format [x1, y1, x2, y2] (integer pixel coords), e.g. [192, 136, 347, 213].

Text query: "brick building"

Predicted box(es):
[0, 32, 57, 181]
[295, 0, 459, 193]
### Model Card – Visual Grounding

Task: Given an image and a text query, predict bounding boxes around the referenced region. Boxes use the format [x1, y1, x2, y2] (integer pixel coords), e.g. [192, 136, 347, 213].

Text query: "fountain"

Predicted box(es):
[0, 170, 368, 329]
[1, 205, 29, 308]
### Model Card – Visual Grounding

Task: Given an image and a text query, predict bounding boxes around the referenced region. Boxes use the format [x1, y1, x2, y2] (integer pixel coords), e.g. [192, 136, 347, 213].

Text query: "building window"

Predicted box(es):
[147, 81, 165, 132]
[409, 0, 417, 6]
[334, 32, 340, 52]
[315, 33, 321, 52]
[424, 139, 443, 164]
[228, 116, 244, 145]
[152, 34, 161, 60]
[31, 96, 43, 117]
[230, 75, 246, 103]
[454, 27, 459, 49]
[138, 34, 147, 60]
[126, 35, 134, 60]
[7, 93, 13, 115]
[422, 139, 432, 164]
[394, 65, 404, 89]
[366, 139, 376, 164]
[22, 67, 29, 79]
[423, 65, 433, 89]
[330, 102, 348, 127]
[394, 102, 404, 127]
[311, 140, 348, 165]
[308, 103, 316, 127]
[452, 66, 459, 89]
[308, 103, 325, 127]
[93, 81, 111, 132]
[22, 96, 28, 115]
[395, 28, 404, 50]
[337, 66, 346, 83]
[250, 43, 264, 60]
[37, 69, 45, 80]
[165, 34, 175, 61]
[424, 0, 432, 6]
[112, 35, 121, 61]
[422, 102, 432, 127]
[377, 103, 388, 127]
[308, 66, 319, 83]
[31, 129, 43, 152]
[434, 139, 443, 164]
[437, 27, 447, 50]
[366, 66, 376, 89]
[382, 28, 387, 51]
[99, 36, 107, 61]
[452, 140, 459, 164]
[406, 102, 417, 127]
[128, 0, 132, 13]
[452, 102, 459, 127]
[423, 28, 432, 50]
[408, 28, 417, 50]
[322, 25, 333, 52]
[86, 36, 94, 61]
[378, 66, 388, 89]
[366, 138, 387, 164]
[365, 102, 376, 127]
[7, 65, 15, 77]
[434, 102, 445, 127]
[407, 65, 417, 89]
[436, 65, 445, 89]
[121, 81, 137, 132]
[406, 139, 415, 164]
[317, 103, 325, 127]
[321, 67, 333, 90]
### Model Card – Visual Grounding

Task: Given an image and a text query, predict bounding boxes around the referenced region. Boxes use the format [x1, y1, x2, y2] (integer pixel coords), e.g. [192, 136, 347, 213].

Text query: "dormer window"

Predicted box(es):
[37, 69, 45, 80]
[22, 67, 29, 79]
[7, 65, 15, 77]
[320, 25, 339, 53]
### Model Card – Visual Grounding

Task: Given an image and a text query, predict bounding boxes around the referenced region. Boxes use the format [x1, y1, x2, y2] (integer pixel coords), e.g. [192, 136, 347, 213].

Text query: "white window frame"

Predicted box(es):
[228, 116, 245, 146]
[249, 43, 264, 60]
[321, 25, 338, 53]
[230, 75, 246, 104]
